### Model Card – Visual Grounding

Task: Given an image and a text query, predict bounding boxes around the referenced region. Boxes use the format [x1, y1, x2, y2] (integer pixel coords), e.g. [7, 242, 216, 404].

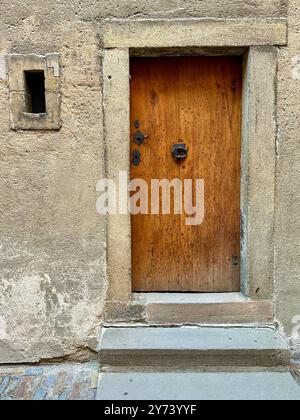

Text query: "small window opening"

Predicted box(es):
[24, 71, 46, 114]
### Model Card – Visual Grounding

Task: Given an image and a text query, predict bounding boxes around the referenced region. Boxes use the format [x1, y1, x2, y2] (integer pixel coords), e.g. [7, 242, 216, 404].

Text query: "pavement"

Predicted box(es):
[0, 363, 99, 400]
[97, 370, 300, 401]
[0, 363, 300, 400]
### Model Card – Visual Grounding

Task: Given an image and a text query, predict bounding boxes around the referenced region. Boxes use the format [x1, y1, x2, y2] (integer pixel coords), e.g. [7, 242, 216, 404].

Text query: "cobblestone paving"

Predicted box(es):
[292, 364, 300, 386]
[1, 363, 299, 400]
[0, 362, 99, 400]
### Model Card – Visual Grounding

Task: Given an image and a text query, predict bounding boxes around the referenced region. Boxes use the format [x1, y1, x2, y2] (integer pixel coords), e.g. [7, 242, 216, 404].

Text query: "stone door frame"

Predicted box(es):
[101, 18, 287, 324]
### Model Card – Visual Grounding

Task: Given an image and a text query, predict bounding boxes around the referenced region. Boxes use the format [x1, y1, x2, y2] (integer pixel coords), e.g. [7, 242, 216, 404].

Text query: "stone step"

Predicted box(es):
[143, 293, 273, 324]
[97, 371, 300, 400]
[99, 327, 290, 369]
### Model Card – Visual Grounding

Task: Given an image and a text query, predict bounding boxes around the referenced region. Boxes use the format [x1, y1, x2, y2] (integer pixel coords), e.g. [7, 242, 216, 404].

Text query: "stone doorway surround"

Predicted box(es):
[100, 18, 287, 325]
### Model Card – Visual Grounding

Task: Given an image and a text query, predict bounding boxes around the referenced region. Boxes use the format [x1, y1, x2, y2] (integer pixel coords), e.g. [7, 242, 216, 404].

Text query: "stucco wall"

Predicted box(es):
[276, 0, 300, 356]
[0, 0, 299, 363]
[0, 11, 107, 363]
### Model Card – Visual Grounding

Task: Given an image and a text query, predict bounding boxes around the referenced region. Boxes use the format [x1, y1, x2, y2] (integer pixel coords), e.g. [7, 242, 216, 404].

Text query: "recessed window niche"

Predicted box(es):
[24, 70, 46, 114]
[8, 54, 61, 130]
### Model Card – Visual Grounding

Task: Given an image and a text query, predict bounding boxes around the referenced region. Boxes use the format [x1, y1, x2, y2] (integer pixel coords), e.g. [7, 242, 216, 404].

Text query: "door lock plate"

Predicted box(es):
[132, 149, 141, 166]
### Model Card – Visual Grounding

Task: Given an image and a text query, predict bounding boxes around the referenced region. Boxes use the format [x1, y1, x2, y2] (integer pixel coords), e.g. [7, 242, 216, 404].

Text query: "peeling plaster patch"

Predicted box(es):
[0, 316, 7, 340]
[40, 274, 60, 314]
[0, 275, 47, 337]
[0, 55, 7, 81]
[71, 301, 98, 341]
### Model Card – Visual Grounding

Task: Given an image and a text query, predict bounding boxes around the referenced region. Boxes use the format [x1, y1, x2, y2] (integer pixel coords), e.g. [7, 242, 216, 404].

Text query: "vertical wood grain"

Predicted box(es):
[130, 57, 242, 292]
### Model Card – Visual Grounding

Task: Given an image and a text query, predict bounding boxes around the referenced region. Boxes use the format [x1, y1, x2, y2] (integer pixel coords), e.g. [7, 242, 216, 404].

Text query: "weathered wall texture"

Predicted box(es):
[0, 0, 299, 363]
[276, 0, 300, 356]
[0, 9, 107, 363]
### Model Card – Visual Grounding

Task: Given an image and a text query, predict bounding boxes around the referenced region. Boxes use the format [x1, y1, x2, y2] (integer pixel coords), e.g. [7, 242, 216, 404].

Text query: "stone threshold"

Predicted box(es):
[132, 292, 273, 325]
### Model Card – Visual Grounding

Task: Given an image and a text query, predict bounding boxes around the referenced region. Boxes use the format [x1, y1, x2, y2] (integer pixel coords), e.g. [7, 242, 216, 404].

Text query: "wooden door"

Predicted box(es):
[130, 57, 242, 292]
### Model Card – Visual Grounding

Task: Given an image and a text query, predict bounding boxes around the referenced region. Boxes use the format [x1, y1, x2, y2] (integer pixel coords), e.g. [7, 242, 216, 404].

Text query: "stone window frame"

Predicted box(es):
[8, 54, 61, 130]
[101, 18, 287, 324]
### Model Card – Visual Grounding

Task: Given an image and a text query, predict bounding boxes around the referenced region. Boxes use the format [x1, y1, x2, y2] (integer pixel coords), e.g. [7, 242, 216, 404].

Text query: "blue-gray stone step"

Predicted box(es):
[97, 371, 300, 400]
[99, 327, 290, 369]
